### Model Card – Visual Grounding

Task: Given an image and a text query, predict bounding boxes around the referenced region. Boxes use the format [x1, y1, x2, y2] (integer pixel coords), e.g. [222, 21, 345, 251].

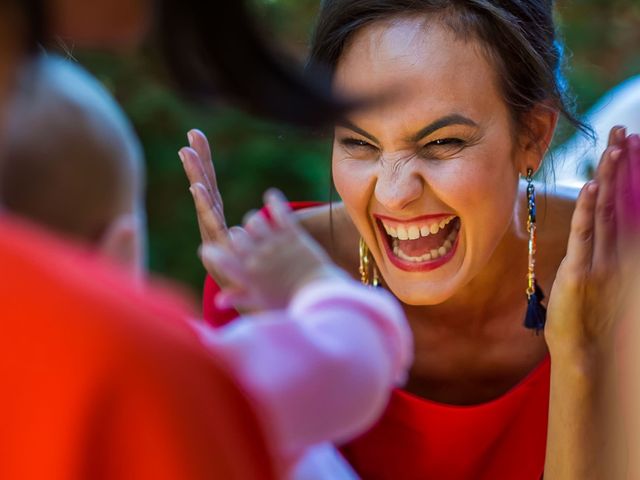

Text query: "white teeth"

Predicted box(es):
[391, 228, 458, 263]
[382, 216, 460, 263]
[381, 215, 458, 239]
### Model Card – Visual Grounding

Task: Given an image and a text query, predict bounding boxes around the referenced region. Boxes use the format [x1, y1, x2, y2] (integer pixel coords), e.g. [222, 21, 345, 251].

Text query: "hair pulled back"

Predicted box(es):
[309, 0, 587, 137]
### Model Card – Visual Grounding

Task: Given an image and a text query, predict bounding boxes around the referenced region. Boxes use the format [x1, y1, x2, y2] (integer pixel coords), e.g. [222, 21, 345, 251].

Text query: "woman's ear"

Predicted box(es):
[517, 103, 559, 175]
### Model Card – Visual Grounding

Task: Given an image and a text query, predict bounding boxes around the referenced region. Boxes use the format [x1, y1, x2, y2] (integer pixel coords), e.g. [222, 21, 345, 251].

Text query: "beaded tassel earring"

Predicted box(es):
[523, 167, 546, 333]
[359, 237, 380, 287]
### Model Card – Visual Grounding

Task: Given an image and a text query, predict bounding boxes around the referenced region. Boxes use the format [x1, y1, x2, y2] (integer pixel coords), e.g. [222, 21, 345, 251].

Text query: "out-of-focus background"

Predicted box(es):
[69, 0, 640, 295]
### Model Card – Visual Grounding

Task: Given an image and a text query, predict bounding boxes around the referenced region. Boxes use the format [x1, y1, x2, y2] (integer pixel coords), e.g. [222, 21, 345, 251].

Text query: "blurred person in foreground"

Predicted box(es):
[0, 3, 278, 476]
[0, 0, 386, 479]
[2, 53, 412, 479]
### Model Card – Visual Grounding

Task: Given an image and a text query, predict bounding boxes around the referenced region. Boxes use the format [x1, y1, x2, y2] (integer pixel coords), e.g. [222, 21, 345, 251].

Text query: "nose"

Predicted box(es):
[374, 159, 424, 212]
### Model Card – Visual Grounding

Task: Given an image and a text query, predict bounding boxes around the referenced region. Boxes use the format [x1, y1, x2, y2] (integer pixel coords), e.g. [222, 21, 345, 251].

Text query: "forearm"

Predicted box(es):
[544, 347, 625, 480]
[193, 277, 412, 455]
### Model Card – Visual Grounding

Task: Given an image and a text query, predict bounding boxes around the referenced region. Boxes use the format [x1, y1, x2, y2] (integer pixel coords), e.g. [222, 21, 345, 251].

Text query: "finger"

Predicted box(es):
[607, 126, 626, 148]
[201, 244, 250, 287]
[228, 226, 254, 255]
[264, 188, 296, 230]
[180, 146, 220, 213]
[617, 135, 640, 240]
[628, 134, 640, 225]
[188, 129, 220, 198]
[243, 211, 272, 239]
[564, 181, 598, 272]
[190, 183, 228, 243]
[241, 209, 259, 226]
[592, 146, 621, 269]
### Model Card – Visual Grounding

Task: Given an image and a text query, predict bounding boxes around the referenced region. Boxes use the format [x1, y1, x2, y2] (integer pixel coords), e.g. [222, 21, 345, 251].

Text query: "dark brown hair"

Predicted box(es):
[308, 0, 589, 138]
[157, 0, 350, 128]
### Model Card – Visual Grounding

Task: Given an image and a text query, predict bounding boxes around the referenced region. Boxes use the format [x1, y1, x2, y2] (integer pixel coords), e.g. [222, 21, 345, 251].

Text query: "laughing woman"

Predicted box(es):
[181, 1, 638, 478]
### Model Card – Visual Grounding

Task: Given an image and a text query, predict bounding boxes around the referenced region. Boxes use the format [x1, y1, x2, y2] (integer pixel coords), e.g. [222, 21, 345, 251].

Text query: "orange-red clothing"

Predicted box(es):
[0, 214, 276, 480]
[202, 202, 550, 480]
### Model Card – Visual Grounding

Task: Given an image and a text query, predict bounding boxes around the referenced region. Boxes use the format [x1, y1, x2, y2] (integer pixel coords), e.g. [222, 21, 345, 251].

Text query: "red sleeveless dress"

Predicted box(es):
[202, 202, 550, 480]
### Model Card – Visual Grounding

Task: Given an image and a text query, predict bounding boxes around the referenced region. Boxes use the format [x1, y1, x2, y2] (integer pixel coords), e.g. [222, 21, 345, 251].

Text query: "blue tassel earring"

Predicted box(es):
[524, 168, 546, 333]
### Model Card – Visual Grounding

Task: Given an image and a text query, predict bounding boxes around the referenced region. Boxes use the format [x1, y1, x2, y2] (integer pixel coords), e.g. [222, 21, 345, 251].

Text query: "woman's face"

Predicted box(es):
[332, 17, 526, 305]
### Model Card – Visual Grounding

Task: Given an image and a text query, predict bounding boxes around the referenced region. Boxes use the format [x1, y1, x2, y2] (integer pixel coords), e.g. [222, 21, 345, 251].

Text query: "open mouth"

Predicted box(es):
[375, 214, 461, 272]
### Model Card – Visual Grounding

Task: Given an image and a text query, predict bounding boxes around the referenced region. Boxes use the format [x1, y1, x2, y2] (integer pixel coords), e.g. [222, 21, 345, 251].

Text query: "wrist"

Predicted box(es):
[292, 265, 351, 298]
[548, 341, 616, 384]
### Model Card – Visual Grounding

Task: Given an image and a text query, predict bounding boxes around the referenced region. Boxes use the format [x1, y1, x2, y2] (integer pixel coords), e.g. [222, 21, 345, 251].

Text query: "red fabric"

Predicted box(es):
[0, 214, 277, 480]
[202, 202, 549, 480]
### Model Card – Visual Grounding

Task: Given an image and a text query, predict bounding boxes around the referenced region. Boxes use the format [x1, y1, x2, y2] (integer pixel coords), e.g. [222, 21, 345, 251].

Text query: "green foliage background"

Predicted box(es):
[72, 0, 640, 296]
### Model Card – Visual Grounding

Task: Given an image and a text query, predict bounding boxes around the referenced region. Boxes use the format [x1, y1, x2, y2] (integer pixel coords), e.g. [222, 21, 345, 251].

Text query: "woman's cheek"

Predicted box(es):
[332, 157, 377, 206]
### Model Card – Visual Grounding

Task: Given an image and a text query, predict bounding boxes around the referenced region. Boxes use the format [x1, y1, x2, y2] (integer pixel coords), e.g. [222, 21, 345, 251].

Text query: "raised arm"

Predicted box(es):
[544, 127, 640, 479]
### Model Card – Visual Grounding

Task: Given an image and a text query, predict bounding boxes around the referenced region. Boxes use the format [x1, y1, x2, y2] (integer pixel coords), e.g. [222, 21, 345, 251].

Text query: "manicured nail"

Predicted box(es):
[188, 131, 195, 146]
[178, 150, 185, 164]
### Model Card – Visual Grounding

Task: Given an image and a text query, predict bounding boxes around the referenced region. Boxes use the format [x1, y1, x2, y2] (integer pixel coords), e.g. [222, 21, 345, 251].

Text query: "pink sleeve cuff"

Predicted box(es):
[194, 277, 413, 457]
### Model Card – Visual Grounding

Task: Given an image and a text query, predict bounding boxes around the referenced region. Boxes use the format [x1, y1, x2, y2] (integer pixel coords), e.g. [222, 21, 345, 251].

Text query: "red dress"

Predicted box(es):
[202, 202, 550, 480]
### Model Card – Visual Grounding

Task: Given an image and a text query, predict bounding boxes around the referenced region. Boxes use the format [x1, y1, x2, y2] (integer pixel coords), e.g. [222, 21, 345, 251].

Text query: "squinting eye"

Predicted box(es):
[340, 137, 375, 149]
[419, 138, 467, 160]
[429, 138, 464, 147]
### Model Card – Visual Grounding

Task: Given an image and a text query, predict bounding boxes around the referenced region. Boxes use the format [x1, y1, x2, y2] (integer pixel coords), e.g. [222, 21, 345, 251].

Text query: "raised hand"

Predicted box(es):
[545, 126, 638, 356]
[179, 129, 229, 283]
[200, 189, 346, 312]
[543, 126, 639, 480]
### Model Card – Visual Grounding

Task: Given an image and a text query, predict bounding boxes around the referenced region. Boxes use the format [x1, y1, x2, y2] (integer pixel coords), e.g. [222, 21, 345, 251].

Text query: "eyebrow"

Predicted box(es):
[337, 119, 381, 144]
[410, 114, 478, 142]
[337, 114, 478, 145]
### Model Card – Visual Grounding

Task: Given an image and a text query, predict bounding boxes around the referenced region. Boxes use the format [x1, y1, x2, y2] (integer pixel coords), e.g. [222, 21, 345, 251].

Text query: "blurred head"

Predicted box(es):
[1, 56, 146, 275]
[309, 0, 580, 305]
[47, 0, 151, 49]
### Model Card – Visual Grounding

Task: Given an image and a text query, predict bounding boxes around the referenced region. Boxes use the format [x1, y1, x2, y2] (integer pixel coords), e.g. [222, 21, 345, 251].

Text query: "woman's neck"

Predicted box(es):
[402, 214, 529, 334]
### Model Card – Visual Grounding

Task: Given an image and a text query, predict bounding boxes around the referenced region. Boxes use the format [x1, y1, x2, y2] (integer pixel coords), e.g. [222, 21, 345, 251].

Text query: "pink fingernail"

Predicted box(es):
[188, 131, 195, 145]
[178, 151, 185, 164]
[587, 181, 598, 193]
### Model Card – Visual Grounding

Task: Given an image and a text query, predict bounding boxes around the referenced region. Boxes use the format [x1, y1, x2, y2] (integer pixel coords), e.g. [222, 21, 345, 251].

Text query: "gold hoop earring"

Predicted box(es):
[359, 237, 380, 287]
